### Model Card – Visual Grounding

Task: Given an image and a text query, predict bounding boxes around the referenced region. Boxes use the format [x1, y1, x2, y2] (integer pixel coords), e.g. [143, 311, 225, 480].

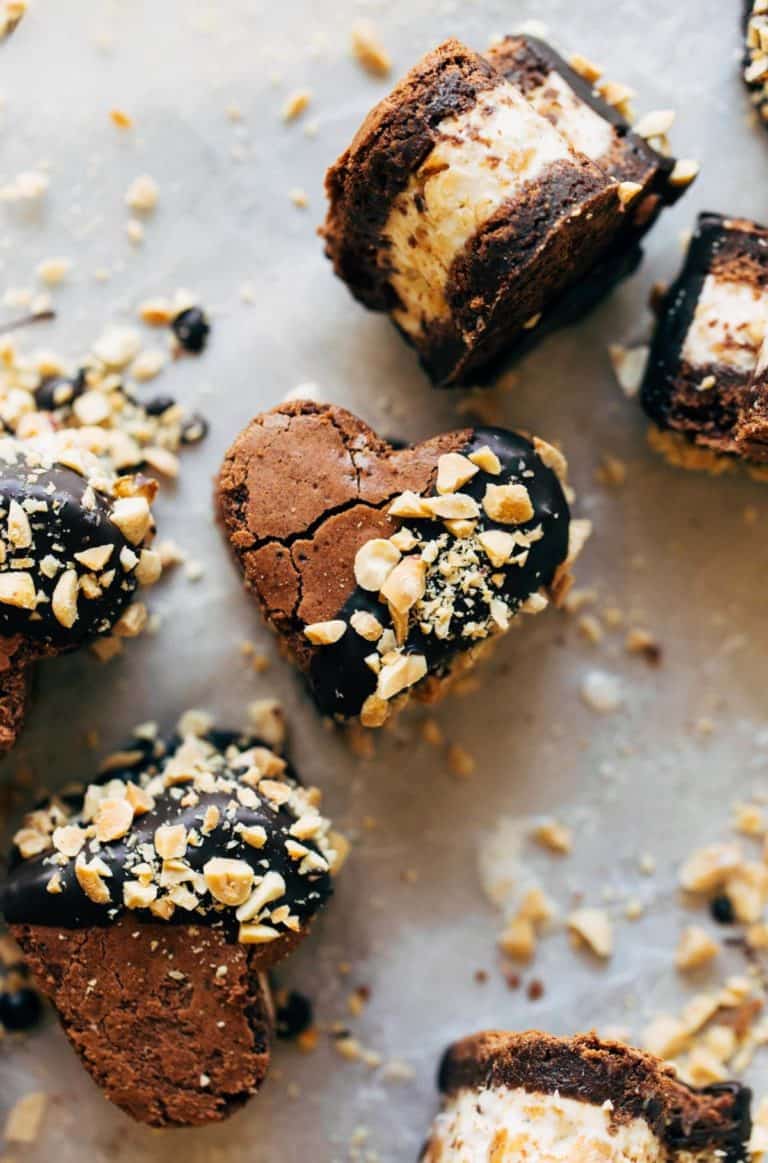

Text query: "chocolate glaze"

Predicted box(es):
[641, 212, 768, 456]
[309, 428, 570, 718]
[1, 729, 333, 935]
[0, 445, 140, 647]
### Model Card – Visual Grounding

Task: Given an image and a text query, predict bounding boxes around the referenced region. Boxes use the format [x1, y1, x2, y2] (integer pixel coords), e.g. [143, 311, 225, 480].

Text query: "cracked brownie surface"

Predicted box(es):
[218, 400, 580, 727]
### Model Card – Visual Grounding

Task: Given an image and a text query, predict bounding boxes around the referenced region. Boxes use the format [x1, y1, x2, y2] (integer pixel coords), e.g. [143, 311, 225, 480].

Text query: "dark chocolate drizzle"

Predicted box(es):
[0, 729, 333, 934]
[308, 428, 570, 719]
[641, 211, 768, 437]
[0, 443, 140, 647]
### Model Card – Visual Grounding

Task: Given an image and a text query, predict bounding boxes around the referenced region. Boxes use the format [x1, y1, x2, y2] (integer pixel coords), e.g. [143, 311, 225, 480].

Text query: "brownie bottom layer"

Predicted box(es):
[12, 919, 275, 1127]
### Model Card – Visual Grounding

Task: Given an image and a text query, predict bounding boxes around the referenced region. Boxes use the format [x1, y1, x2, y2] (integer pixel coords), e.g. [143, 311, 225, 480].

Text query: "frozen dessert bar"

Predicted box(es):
[641, 212, 768, 469]
[217, 400, 588, 729]
[1, 715, 344, 1125]
[422, 1030, 751, 1162]
[323, 38, 692, 386]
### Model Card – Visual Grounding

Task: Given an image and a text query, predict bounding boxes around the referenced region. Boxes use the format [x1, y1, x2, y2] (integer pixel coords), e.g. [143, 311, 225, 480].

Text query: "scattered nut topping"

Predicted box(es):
[282, 89, 312, 122]
[125, 174, 159, 213]
[568, 907, 613, 958]
[531, 819, 572, 855]
[482, 483, 533, 524]
[304, 619, 347, 646]
[350, 22, 392, 77]
[676, 926, 721, 972]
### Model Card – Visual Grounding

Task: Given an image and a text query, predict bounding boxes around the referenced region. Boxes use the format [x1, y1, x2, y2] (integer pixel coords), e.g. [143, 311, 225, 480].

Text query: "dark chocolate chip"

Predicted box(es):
[181, 413, 209, 444]
[710, 895, 736, 925]
[0, 985, 41, 1031]
[144, 395, 177, 417]
[34, 368, 87, 412]
[171, 307, 210, 354]
[275, 989, 314, 1039]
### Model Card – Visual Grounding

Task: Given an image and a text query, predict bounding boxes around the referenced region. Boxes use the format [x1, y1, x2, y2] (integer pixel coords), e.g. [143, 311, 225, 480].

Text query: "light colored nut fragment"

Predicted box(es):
[350, 610, 383, 641]
[240, 825, 267, 849]
[376, 652, 427, 701]
[125, 782, 154, 815]
[155, 823, 188, 860]
[52, 824, 87, 857]
[304, 619, 347, 645]
[74, 544, 114, 571]
[94, 796, 134, 842]
[425, 492, 480, 521]
[379, 555, 426, 613]
[236, 870, 286, 922]
[568, 907, 613, 958]
[482, 483, 533, 524]
[238, 923, 281, 945]
[642, 1015, 690, 1059]
[388, 491, 431, 518]
[519, 887, 555, 925]
[204, 857, 255, 906]
[477, 529, 515, 567]
[669, 158, 700, 187]
[679, 843, 742, 893]
[468, 445, 501, 474]
[0, 571, 36, 609]
[676, 926, 720, 971]
[609, 344, 649, 398]
[499, 916, 536, 962]
[123, 881, 158, 909]
[436, 452, 478, 494]
[4, 1091, 48, 1146]
[7, 499, 31, 547]
[110, 495, 151, 545]
[568, 53, 602, 83]
[75, 854, 112, 904]
[246, 698, 285, 747]
[125, 174, 159, 212]
[135, 548, 162, 585]
[617, 181, 643, 207]
[354, 538, 401, 591]
[533, 437, 568, 482]
[532, 819, 572, 854]
[51, 569, 79, 628]
[282, 89, 312, 122]
[360, 693, 389, 727]
[633, 109, 675, 138]
[350, 21, 391, 76]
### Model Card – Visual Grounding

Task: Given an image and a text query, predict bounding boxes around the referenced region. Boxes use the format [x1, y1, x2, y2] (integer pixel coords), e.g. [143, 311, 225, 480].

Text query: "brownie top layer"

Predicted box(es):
[0, 436, 158, 652]
[437, 1031, 751, 1158]
[2, 718, 340, 939]
[485, 34, 676, 195]
[217, 401, 573, 724]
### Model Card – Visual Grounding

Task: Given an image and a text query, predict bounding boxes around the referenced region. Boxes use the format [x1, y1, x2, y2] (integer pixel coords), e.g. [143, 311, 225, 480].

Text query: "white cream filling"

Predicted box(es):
[682, 274, 768, 373]
[422, 1085, 711, 1163]
[383, 78, 575, 338]
[525, 70, 615, 163]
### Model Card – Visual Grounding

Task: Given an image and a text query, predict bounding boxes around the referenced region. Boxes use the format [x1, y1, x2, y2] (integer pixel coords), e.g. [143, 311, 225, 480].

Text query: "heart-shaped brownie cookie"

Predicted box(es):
[217, 401, 588, 728]
[1, 712, 345, 1126]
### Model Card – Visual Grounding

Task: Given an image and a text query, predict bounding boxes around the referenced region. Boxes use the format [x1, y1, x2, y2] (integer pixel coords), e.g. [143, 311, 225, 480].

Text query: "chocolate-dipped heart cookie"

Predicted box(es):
[217, 401, 588, 728]
[0, 435, 163, 752]
[1, 711, 345, 1126]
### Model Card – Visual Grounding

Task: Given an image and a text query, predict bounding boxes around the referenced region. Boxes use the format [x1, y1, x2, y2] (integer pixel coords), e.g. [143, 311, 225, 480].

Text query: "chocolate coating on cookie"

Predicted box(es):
[309, 427, 570, 719]
[2, 725, 337, 940]
[0, 441, 145, 648]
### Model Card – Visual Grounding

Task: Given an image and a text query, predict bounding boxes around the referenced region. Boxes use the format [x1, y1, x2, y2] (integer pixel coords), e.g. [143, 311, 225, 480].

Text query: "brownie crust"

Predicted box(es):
[438, 1031, 751, 1160]
[0, 656, 32, 753]
[12, 919, 274, 1127]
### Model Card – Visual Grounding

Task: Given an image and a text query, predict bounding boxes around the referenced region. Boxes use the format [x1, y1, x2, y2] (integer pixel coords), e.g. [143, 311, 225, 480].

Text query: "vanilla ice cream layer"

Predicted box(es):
[525, 70, 615, 162]
[423, 1085, 710, 1163]
[383, 79, 577, 338]
[682, 275, 768, 373]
